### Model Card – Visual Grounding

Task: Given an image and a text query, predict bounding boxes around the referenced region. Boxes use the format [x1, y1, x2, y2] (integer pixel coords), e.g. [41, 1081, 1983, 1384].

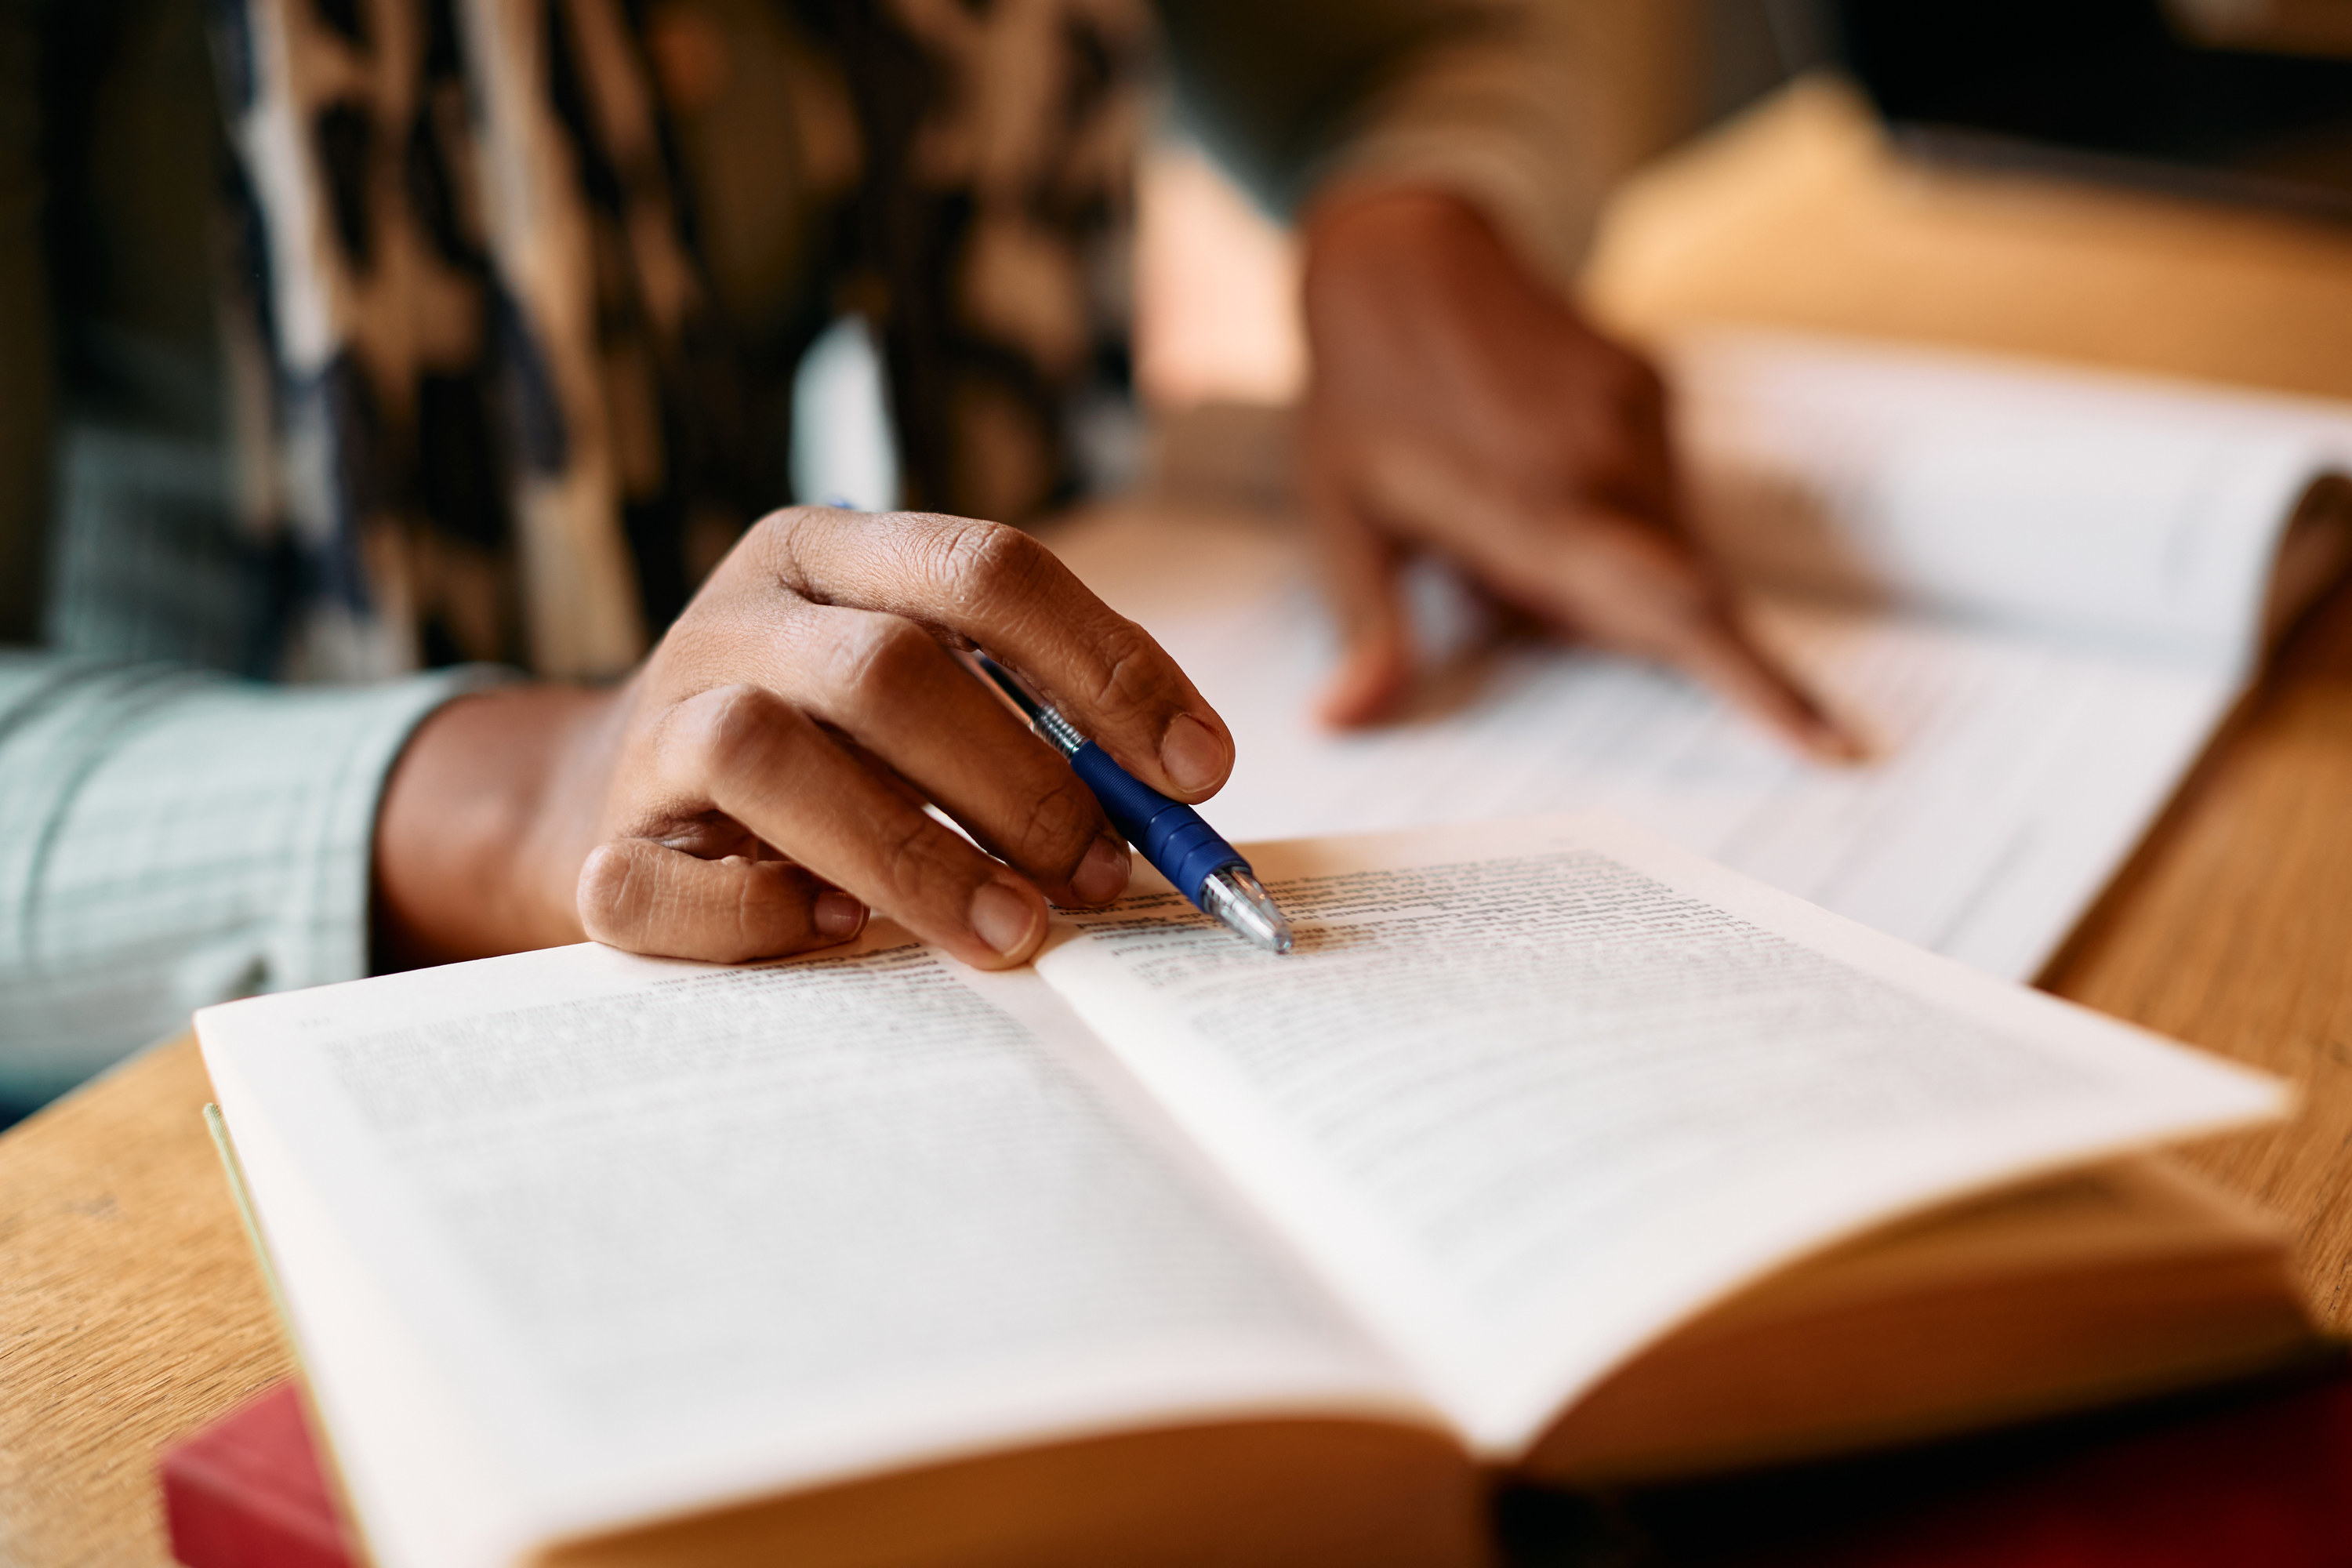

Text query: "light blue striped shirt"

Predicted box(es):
[0, 657, 494, 1109]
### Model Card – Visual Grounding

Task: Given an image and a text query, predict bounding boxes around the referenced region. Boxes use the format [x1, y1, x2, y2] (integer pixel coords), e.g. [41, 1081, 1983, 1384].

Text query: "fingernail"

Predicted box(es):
[1070, 835, 1131, 905]
[968, 880, 1041, 956]
[815, 890, 866, 939]
[1159, 713, 1229, 795]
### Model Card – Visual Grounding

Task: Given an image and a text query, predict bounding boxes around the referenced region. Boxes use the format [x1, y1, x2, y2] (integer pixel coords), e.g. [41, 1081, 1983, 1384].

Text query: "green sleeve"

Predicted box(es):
[1152, 0, 1495, 212]
[1151, 0, 1605, 281]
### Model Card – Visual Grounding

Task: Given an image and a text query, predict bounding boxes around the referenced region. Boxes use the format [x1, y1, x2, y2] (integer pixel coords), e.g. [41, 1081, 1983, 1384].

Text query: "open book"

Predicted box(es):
[198, 816, 2314, 1568]
[1076, 329, 2352, 979]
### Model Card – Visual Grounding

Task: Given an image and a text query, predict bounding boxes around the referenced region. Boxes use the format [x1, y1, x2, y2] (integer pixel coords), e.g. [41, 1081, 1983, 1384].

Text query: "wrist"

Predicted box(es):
[1301, 183, 1502, 299]
[1303, 183, 1485, 248]
[1300, 184, 1519, 363]
[372, 683, 622, 969]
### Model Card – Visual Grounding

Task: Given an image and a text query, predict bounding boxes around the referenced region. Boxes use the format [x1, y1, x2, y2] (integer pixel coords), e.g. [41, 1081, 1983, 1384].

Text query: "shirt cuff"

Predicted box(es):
[1305, 21, 1620, 290]
[0, 660, 510, 1105]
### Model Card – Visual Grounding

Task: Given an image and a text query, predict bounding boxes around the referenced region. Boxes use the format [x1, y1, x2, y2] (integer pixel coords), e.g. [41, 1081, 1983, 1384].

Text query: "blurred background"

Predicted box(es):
[1137, 0, 2352, 413]
[25, 0, 2352, 684]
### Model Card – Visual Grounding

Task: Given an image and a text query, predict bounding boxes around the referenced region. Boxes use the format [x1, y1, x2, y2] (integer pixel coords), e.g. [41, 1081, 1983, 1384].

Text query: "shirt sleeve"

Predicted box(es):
[1156, 0, 1624, 285]
[0, 657, 504, 1109]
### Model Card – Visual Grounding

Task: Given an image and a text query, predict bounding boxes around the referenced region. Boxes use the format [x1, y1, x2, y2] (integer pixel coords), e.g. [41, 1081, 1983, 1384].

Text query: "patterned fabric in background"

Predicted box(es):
[4, 0, 1614, 1098]
[209, 0, 1151, 683]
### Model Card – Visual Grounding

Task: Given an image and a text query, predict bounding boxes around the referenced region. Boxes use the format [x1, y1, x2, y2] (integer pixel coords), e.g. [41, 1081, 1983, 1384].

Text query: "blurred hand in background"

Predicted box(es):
[1296, 187, 1853, 758]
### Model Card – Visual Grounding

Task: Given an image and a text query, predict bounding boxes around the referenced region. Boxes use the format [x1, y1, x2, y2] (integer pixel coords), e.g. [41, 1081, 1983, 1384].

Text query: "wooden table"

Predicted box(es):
[1581, 75, 2352, 1327]
[11, 77, 2352, 1568]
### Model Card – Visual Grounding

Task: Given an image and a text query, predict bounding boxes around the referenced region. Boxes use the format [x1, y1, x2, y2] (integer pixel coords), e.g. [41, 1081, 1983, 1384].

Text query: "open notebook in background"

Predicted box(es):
[1056, 330, 2352, 981]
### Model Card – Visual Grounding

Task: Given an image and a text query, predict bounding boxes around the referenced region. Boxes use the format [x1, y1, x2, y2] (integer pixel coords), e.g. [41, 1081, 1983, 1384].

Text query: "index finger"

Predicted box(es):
[1356, 461, 1860, 759]
[1648, 602, 1867, 763]
[757, 506, 1236, 800]
[1530, 509, 1866, 760]
[1544, 517, 1867, 761]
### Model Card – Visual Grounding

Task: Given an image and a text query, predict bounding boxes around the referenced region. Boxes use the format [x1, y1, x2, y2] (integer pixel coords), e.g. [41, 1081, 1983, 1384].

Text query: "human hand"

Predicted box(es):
[1298, 186, 1853, 757]
[372, 508, 1234, 971]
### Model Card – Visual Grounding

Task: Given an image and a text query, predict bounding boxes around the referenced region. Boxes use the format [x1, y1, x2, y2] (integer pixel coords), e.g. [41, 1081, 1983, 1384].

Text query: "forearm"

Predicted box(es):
[372, 682, 622, 970]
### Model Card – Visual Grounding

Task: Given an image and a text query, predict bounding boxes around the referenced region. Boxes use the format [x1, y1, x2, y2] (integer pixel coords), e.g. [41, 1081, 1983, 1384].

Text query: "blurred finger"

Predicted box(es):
[577, 839, 868, 963]
[1301, 463, 1416, 729]
[1646, 605, 1866, 762]
[760, 506, 1233, 800]
[653, 683, 1053, 968]
[1521, 511, 1862, 760]
[1585, 343, 1680, 525]
[1359, 452, 1858, 757]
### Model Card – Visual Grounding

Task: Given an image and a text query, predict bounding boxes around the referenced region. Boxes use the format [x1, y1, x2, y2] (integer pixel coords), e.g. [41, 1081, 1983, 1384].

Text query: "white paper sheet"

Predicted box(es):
[1053, 331, 2350, 978]
[1036, 816, 2287, 1450]
[1670, 330, 2352, 664]
[201, 938, 1414, 1567]
[1047, 510, 2223, 980]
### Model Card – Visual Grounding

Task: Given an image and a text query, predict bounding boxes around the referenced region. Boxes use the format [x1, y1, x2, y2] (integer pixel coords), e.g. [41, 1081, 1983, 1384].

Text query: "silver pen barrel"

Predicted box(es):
[970, 652, 1295, 956]
[1200, 866, 1294, 955]
[973, 655, 1083, 759]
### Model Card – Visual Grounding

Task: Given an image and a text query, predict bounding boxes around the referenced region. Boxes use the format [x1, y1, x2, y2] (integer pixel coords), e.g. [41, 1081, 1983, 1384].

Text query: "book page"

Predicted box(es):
[1047, 505, 2234, 980]
[1069, 332, 2352, 981]
[199, 937, 1421, 1568]
[1669, 329, 2351, 667]
[1033, 815, 2285, 1455]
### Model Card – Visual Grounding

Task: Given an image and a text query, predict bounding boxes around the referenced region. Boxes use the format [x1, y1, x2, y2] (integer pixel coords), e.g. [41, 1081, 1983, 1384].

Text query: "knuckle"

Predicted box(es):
[1078, 617, 1161, 713]
[743, 504, 846, 601]
[869, 806, 964, 907]
[575, 844, 635, 931]
[578, 841, 659, 947]
[927, 517, 1048, 608]
[731, 861, 815, 960]
[823, 613, 936, 708]
[687, 683, 800, 777]
[746, 504, 811, 566]
[1003, 775, 1101, 866]
[745, 505, 809, 546]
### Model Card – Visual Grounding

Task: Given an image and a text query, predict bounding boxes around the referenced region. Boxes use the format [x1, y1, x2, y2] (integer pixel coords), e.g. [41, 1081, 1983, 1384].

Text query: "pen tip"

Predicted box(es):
[1203, 865, 1295, 955]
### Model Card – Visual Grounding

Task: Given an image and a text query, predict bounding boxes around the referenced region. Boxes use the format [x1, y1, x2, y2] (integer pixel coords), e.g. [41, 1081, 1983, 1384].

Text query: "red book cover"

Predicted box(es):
[1756, 1372, 2352, 1568]
[160, 1381, 358, 1568]
[160, 1370, 2352, 1567]
[1560, 1368, 2352, 1568]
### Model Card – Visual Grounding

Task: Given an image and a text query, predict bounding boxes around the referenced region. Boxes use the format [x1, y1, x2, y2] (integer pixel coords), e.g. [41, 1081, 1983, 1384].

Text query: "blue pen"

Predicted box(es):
[971, 654, 1294, 955]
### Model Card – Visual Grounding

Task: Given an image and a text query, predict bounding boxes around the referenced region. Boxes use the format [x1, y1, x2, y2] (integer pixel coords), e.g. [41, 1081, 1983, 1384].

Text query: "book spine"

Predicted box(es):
[181, 1105, 374, 1566]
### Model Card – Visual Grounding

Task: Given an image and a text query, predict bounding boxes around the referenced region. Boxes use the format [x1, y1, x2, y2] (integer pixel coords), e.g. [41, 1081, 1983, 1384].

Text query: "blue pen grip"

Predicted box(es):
[1068, 742, 1243, 908]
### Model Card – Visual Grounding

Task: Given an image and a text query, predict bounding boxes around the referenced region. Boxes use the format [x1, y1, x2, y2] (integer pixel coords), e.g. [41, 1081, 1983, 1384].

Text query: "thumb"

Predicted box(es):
[1304, 467, 1416, 728]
